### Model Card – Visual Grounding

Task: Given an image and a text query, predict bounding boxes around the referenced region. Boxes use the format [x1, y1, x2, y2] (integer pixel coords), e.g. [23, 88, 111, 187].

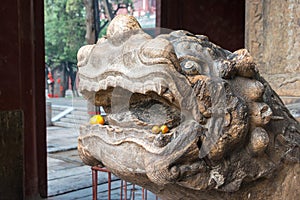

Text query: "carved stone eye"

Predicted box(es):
[181, 60, 200, 75]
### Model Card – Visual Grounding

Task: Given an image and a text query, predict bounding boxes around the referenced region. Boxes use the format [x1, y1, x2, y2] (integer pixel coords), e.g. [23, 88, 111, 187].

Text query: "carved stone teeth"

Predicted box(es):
[99, 77, 175, 108]
[98, 80, 107, 91]
[133, 118, 149, 126]
[115, 128, 123, 133]
[162, 89, 175, 103]
[142, 81, 153, 94]
[140, 82, 147, 94]
[116, 77, 125, 89]
[106, 126, 115, 132]
[157, 83, 163, 95]
[102, 78, 149, 97]
[107, 76, 117, 88]
[159, 85, 168, 96]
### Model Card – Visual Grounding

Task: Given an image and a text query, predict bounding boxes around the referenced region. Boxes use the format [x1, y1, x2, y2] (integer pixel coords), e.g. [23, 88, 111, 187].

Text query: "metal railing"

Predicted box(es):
[91, 166, 159, 200]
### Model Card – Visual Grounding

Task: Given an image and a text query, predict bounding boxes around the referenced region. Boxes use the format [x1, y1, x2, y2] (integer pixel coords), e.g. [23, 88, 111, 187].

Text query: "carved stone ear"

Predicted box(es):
[106, 14, 142, 46]
[77, 44, 94, 67]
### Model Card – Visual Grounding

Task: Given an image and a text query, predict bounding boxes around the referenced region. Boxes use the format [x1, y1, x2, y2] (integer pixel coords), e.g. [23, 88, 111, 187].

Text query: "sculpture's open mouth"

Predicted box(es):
[80, 81, 196, 150]
[106, 89, 181, 130]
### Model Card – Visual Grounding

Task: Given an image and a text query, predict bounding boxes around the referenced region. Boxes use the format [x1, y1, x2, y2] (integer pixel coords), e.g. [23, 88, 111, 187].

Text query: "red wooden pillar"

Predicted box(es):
[0, 0, 46, 198]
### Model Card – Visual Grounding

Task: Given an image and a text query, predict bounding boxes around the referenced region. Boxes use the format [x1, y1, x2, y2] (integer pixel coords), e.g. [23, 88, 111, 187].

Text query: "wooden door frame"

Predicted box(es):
[0, 0, 47, 198]
[22, 0, 47, 197]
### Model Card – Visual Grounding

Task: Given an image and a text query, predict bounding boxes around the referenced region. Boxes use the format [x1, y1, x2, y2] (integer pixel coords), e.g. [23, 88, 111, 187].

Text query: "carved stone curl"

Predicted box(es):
[77, 15, 299, 200]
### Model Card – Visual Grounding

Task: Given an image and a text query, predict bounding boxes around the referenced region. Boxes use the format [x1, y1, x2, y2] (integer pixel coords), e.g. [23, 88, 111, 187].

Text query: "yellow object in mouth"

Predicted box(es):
[89, 115, 105, 125]
[160, 125, 169, 134]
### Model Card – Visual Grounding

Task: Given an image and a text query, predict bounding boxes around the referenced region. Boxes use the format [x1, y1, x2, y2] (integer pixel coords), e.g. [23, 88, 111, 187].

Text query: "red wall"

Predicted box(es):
[157, 0, 245, 51]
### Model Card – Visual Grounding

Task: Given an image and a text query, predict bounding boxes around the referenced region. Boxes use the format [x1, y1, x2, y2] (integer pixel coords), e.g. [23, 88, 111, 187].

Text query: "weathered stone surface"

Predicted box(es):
[245, 0, 300, 96]
[77, 15, 300, 200]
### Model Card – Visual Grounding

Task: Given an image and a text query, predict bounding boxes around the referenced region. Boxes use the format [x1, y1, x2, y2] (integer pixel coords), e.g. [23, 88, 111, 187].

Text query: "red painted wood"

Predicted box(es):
[33, 0, 47, 196]
[0, 0, 46, 198]
[92, 168, 98, 200]
[156, 0, 245, 51]
[0, 0, 21, 110]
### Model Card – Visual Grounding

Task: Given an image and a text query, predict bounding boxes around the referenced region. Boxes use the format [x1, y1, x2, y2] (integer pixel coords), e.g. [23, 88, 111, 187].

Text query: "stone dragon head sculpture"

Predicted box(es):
[77, 15, 299, 199]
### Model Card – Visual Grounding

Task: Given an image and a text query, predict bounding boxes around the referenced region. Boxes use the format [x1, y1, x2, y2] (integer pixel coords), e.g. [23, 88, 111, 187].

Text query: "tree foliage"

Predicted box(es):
[84, 0, 134, 43]
[45, 0, 86, 67]
[45, 0, 135, 67]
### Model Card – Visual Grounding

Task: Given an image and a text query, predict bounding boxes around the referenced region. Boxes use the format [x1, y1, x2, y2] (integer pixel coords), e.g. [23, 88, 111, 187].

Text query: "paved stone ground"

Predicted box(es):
[46, 96, 88, 108]
[47, 127, 79, 153]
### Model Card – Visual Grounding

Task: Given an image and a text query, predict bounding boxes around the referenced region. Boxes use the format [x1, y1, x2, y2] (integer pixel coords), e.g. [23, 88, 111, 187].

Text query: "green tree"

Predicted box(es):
[45, 0, 86, 67]
[83, 0, 133, 44]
